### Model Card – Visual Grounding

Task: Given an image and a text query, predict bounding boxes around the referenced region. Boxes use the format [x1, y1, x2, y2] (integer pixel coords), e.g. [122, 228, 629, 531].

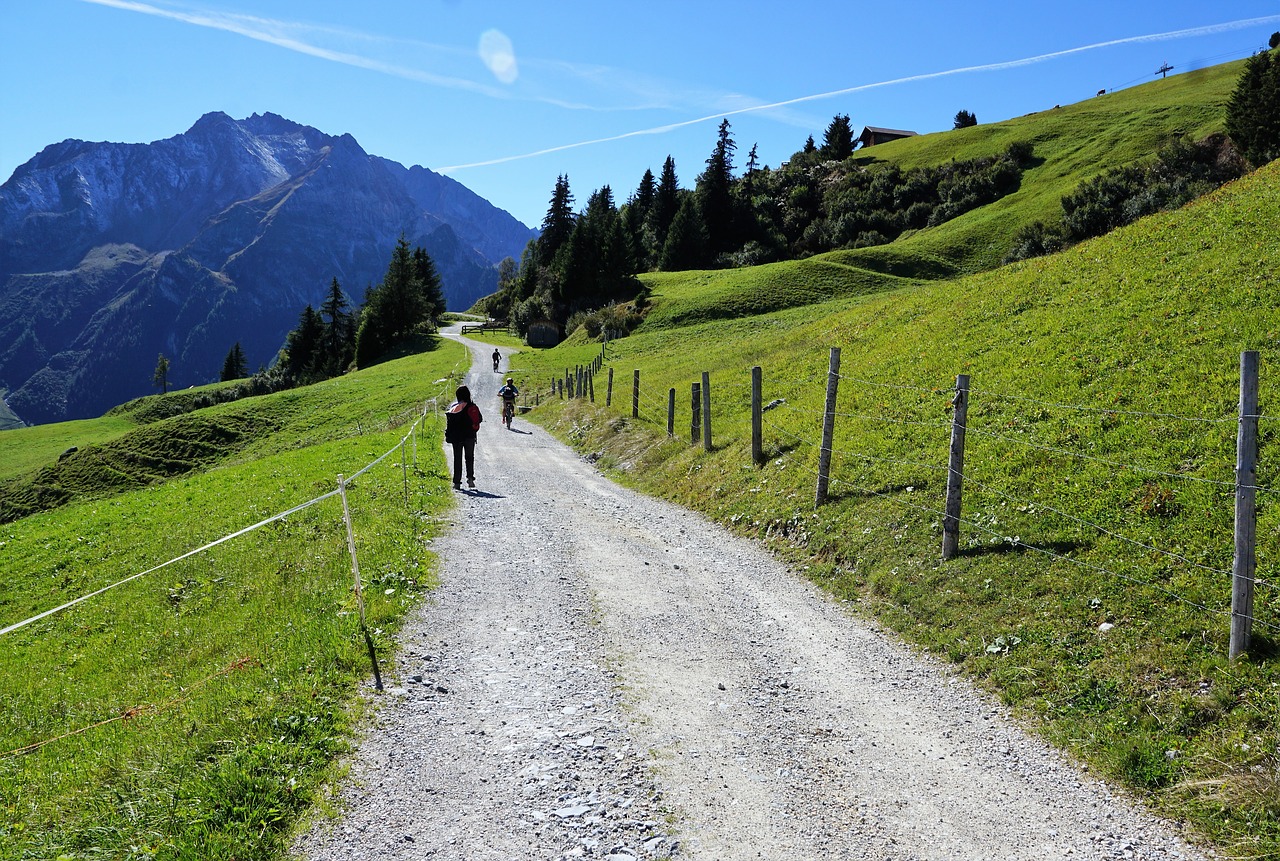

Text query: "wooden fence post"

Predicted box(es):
[400, 439, 408, 505]
[588, 370, 595, 403]
[667, 388, 676, 437]
[691, 381, 701, 445]
[607, 367, 615, 407]
[701, 371, 712, 452]
[338, 474, 383, 692]
[752, 366, 763, 466]
[632, 370, 640, 419]
[941, 374, 971, 561]
[1231, 350, 1259, 660]
[815, 348, 840, 507]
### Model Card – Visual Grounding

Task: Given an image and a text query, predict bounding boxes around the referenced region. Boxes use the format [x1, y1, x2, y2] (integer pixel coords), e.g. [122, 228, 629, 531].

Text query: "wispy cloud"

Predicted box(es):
[75, 0, 754, 116]
[80, 0, 518, 98]
[439, 14, 1280, 172]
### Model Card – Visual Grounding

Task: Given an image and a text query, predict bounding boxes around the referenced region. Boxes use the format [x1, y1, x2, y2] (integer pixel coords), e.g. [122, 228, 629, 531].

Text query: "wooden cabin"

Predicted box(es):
[857, 126, 918, 148]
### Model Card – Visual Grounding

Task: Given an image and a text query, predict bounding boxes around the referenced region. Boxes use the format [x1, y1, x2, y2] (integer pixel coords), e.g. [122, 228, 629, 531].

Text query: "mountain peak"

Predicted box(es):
[0, 111, 538, 425]
[186, 111, 236, 134]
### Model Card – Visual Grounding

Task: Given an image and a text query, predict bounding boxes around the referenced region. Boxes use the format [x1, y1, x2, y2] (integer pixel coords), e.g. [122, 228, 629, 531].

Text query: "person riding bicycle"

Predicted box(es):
[492, 348, 501, 372]
[498, 378, 519, 426]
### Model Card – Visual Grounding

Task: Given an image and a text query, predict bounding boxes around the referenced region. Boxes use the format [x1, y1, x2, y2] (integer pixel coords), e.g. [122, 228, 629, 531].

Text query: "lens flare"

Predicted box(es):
[479, 29, 517, 84]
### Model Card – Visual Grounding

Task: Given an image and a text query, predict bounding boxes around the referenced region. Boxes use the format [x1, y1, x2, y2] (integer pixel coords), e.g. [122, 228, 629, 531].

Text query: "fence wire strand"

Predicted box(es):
[587, 358, 1277, 639]
[969, 387, 1239, 425]
[963, 425, 1240, 490]
[2, 407, 432, 639]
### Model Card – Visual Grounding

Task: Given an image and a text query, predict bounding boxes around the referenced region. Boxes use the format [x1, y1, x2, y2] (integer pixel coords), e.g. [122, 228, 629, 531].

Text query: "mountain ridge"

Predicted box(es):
[0, 112, 537, 426]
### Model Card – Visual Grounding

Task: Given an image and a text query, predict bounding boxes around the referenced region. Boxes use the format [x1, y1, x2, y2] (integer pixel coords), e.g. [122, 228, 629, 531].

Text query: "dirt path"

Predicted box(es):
[293, 329, 1211, 860]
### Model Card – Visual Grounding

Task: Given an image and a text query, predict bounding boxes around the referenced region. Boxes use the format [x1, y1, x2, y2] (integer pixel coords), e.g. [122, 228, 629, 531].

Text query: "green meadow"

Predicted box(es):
[0, 340, 465, 859]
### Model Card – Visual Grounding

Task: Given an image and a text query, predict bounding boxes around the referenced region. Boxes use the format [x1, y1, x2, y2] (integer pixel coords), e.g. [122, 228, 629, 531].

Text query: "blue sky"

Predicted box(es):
[3, 1, 1279, 229]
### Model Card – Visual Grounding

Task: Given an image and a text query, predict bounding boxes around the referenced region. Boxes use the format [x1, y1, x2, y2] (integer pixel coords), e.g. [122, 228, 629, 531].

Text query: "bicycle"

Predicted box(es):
[502, 398, 515, 429]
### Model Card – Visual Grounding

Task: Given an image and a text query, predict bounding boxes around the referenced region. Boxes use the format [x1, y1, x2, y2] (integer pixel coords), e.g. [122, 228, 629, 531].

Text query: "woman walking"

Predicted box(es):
[444, 385, 482, 489]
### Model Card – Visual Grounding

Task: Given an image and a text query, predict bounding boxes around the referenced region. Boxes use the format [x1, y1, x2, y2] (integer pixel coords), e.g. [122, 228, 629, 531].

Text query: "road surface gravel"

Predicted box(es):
[292, 328, 1211, 861]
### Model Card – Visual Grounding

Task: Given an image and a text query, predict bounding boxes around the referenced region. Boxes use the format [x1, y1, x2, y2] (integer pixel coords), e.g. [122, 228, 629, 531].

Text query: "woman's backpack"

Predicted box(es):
[445, 403, 473, 443]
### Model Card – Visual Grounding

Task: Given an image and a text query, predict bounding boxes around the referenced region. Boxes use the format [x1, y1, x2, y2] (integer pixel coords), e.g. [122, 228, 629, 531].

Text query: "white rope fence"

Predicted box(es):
[1, 401, 434, 642]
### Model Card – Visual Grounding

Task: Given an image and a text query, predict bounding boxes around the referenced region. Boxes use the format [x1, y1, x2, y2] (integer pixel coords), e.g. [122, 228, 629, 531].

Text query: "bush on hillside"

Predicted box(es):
[1007, 134, 1245, 263]
[1004, 221, 1067, 264]
[799, 141, 1033, 257]
[566, 298, 647, 341]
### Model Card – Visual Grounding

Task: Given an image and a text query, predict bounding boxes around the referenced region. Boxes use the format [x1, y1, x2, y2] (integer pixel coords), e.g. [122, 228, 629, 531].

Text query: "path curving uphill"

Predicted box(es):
[293, 327, 1210, 861]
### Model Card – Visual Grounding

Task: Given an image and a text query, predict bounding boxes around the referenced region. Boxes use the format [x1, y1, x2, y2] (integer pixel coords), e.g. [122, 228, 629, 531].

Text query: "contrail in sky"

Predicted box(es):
[438, 15, 1280, 172]
[79, 0, 509, 97]
[74, 1, 1279, 173]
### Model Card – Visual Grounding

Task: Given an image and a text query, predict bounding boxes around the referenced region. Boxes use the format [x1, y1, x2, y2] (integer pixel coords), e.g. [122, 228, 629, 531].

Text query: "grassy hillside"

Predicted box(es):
[519, 158, 1280, 858]
[0, 342, 465, 859]
[635, 60, 1243, 332]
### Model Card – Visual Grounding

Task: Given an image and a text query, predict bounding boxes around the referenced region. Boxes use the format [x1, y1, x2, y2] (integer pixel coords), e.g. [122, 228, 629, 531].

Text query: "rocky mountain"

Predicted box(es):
[0, 112, 537, 426]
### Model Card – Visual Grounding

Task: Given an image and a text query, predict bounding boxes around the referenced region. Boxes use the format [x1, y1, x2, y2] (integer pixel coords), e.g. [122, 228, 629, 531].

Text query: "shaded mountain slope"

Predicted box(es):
[0, 112, 536, 425]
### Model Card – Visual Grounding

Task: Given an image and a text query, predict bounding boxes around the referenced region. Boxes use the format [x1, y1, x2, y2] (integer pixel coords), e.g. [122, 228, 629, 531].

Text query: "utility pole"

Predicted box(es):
[1156, 62, 1173, 79]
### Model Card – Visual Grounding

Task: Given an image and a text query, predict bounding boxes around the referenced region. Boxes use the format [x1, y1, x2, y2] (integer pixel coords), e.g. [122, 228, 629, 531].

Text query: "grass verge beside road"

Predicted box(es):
[0, 342, 464, 860]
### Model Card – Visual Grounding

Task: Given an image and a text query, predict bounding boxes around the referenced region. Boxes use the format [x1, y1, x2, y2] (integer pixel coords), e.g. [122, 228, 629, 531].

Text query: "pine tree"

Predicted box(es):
[413, 246, 446, 323]
[283, 305, 324, 381]
[319, 277, 355, 375]
[697, 119, 738, 257]
[539, 175, 576, 263]
[152, 354, 170, 394]
[1226, 50, 1280, 166]
[353, 239, 443, 366]
[380, 236, 425, 342]
[658, 196, 710, 271]
[221, 342, 248, 381]
[953, 109, 978, 129]
[648, 156, 681, 253]
[821, 115, 854, 160]
[622, 168, 658, 270]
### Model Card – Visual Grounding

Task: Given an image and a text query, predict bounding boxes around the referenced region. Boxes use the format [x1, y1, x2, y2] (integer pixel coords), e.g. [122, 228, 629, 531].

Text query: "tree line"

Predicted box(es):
[482, 112, 1029, 339]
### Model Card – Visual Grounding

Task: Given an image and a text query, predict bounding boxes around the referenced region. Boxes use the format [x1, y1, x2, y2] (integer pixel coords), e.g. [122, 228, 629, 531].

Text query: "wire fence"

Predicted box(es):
[552, 345, 1276, 656]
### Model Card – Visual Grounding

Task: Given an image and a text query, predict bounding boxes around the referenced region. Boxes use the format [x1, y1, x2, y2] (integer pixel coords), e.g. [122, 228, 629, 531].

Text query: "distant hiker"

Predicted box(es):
[445, 385, 482, 490]
[492, 348, 501, 372]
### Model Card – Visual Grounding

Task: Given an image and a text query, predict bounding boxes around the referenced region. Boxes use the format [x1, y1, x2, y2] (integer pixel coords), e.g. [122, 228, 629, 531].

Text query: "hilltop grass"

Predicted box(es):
[0, 342, 465, 860]
[516, 160, 1280, 858]
[0, 414, 138, 482]
[632, 61, 1243, 333]
[637, 256, 923, 331]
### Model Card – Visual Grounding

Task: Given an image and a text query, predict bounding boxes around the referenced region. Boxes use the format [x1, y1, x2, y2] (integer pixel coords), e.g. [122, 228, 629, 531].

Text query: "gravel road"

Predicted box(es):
[292, 329, 1212, 861]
